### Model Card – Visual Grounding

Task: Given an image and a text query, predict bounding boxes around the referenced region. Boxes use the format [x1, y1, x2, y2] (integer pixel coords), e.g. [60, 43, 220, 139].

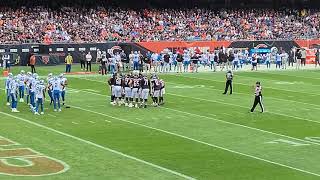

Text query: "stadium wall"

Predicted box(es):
[1, 40, 319, 66]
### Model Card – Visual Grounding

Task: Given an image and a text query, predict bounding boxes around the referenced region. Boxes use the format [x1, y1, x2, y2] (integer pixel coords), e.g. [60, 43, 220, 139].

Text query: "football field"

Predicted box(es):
[1, 65, 320, 180]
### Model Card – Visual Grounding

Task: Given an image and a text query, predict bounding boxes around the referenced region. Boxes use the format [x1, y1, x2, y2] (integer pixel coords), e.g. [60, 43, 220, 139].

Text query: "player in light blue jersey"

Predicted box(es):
[59, 74, 68, 106]
[25, 72, 32, 105]
[35, 80, 46, 115]
[9, 77, 19, 112]
[5, 73, 13, 106]
[183, 51, 190, 72]
[16, 70, 26, 102]
[49, 76, 63, 112]
[29, 73, 39, 109]
[47, 73, 54, 105]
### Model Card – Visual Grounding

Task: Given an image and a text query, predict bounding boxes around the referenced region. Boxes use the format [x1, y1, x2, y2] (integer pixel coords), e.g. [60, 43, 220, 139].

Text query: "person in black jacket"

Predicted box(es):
[223, 70, 233, 95]
[176, 53, 183, 73]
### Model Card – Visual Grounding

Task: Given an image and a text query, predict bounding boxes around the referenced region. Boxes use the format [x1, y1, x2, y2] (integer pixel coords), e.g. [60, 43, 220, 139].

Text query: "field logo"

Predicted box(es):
[0, 136, 69, 176]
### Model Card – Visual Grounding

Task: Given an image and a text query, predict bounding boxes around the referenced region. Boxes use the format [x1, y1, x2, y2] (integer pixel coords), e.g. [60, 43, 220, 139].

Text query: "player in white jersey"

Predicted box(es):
[25, 72, 32, 105]
[209, 51, 216, 72]
[47, 73, 54, 105]
[16, 70, 26, 102]
[5, 73, 13, 106]
[35, 80, 46, 115]
[233, 51, 240, 70]
[49, 76, 63, 112]
[29, 73, 39, 109]
[59, 74, 68, 106]
[9, 77, 19, 112]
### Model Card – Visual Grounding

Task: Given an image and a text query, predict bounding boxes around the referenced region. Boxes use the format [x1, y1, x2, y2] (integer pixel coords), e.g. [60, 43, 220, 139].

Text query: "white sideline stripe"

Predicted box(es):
[177, 75, 320, 96]
[167, 92, 320, 126]
[69, 81, 320, 146]
[68, 104, 320, 177]
[0, 111, 195, 180]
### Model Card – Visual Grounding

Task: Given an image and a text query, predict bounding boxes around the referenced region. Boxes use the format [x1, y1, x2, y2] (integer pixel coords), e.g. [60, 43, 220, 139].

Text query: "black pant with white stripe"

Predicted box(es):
[251, 95, 264, 112]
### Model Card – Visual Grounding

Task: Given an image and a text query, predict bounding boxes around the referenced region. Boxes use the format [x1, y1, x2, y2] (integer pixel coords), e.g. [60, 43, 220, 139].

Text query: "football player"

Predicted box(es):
[151, 75, 161, 107]
[5, 73, 13, 106]
[113, 73, 123, 106]
[59, 74, 68, 106]
[107, 73, 116, 104]
[124, 73, 132, 107]
[140, 73, 150, 108]
[9, 77, 19, 112]
[131, 72, 141, 108]
[47, 73, 54, 105]
[35, 80, 46, 115]
[49, 76, 63, 112]
[16, 70, 26, 102]
[159, 79, 165, 105]
[250, 81, 264, 113]
[29, 73, 39, 110]
[25, 72, 32, 105]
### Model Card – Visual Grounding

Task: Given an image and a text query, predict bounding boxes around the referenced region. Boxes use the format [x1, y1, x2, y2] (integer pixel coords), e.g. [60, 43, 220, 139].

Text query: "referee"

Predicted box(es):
[223, 70, 233, 95]
[250, 81, 264, 113]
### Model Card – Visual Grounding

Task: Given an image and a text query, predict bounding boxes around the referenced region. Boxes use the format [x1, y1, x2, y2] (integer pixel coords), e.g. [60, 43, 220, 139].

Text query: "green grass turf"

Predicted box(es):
[0, 65, 320, 179]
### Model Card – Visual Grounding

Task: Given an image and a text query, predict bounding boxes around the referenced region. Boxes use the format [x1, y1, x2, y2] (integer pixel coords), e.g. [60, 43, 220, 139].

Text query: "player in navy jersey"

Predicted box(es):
[108, 73, 116, 104]
[113, 73, 123, 106]
[140, 74, 151, 108]
[159, 79, 165, 105]
[250, 81, 264, 113]
[124, 74, 133, 107]
[151, 76, 161, 107]
[131, 72, 141, 108]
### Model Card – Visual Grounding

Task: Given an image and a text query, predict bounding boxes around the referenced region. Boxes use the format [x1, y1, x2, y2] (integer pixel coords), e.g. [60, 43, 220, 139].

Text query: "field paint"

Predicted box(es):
[68, 105, 320, 177]
[56, 123, 62, 126]
[266, 139, 310, 147]
[166, 116, 173, 119]
[47, 114, 57, 118]
[88, 121, 95, 124]
[167, 92, 320, 125]
[135, 118, 143, 121]
[0, 112, 195, 180]
[83, 89, 100, 93]
[70, 84, 320, 146]
[176, 75, 320, 96]
[164, 81, 320, 109]
[105, 120, 111, 123]
[71, 122, 79, 125]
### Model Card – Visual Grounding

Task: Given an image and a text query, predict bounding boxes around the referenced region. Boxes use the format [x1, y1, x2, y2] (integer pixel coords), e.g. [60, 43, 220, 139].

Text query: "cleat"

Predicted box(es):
[125, 103, 128, 107]
[129, 103, 133, 108]
[135, 104, 138, 108]
[6, 102, 10, 106]
[21, 99, 24, 103]
[34, 112, 40, 115]
[12, 109, 19, 113]
[40, 112, 44, 115]
[54, 109, 57, 112]
[58, 109, 62, 112]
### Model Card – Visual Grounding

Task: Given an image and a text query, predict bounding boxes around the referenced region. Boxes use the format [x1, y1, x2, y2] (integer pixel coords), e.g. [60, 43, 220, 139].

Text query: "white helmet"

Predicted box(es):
[8, 73, 13, 78]
[20, 70, 25, 74]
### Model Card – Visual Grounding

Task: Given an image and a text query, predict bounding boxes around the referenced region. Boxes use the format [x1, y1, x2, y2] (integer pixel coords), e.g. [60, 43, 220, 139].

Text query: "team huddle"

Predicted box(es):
[108, 71, 165, 108]
[4, 70, 68, 114]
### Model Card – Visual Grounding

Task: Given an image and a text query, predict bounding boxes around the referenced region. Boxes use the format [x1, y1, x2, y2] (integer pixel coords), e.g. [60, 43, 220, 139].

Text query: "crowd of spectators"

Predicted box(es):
[0, 7, 319, 44]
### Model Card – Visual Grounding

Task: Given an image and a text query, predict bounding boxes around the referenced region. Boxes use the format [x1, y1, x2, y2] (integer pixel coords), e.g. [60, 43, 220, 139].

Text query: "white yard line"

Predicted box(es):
[48, 114, 57, 118]
[69, 87, 320, 146]
[71, 79, 320, 125]
[176, 75, 320, 96]
[0, 111, 195, 180]
[166, 92, 320, 125]
[66, 105, 320, 177]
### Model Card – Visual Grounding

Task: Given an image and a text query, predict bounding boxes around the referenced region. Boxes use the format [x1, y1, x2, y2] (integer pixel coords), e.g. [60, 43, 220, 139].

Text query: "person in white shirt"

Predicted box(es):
[151, 52, 159, 72]
[86, 52, 92, 72]
[281, 50, 289, 69]
[35, 80, 46, 115]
